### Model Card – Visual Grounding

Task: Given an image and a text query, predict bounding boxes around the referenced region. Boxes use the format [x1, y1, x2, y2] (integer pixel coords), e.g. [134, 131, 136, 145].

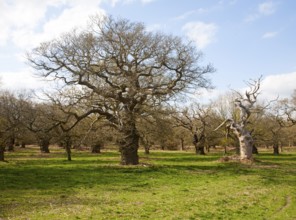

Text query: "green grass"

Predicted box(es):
[1, 146, 296, 220]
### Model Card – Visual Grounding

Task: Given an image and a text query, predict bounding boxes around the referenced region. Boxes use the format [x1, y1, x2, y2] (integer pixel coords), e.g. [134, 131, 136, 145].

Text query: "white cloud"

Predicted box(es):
[245, 1, 276, 22]
[173, 8, 207, 21]
[260, 72, 296, 100]
[182, 22, 218, 49]
[12, 5, 105, 49]
[40, 6, 105, 40]
[0, 0, 154, 49]
[262, 31, 278, 39]
[0, 68, 48, 91]
[0, 0, 47, 46]
[189, 72, 296, 104]
[0, 0, 106, 49]
[195, 88, 226, 103]
[259, 1, 276, 15]
[174, 10, 196, 21]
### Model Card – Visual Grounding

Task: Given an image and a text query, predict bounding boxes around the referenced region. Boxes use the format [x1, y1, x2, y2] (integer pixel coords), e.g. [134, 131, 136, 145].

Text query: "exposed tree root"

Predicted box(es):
[218, 155, 256, 164]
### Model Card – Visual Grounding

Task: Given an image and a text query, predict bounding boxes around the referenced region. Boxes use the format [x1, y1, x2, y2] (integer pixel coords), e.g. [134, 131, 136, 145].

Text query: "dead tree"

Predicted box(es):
[214, 77, 262, 161]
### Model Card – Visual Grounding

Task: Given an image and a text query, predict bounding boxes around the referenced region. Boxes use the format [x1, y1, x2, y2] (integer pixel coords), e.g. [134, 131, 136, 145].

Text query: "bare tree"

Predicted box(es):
[137, 107, 176, 153]
[214, 78, 262, 161]
[0, 92, 18, 152]
[24, 102, 65, 153]
[28, 16, 213, 165]
[75, 116, 114, 154]
[173, 104, 210, 155]
[0, 91, 31, 161]
[270, 90, 296, 153]
[276, 90, 296, 127]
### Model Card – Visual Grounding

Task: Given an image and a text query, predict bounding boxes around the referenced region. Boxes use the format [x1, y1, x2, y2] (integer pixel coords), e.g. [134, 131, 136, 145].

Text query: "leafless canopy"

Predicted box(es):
[233, 76, 261, 124]
[28, 15, 213, 129]
[276, 90, 296, 127]
[173, 104, 210, 134]
[27, 15, 214, 164]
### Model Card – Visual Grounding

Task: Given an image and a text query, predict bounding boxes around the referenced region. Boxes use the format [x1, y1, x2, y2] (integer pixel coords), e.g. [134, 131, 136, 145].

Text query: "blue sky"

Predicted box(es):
[0, 0, 296, 101]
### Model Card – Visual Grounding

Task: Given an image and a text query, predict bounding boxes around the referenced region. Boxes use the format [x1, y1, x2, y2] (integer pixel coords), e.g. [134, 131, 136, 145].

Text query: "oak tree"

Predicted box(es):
[28, 16, 213, 165]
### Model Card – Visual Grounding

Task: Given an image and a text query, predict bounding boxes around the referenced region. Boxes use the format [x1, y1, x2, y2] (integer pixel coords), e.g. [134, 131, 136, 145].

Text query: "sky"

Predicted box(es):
[0, 0, 296, 102]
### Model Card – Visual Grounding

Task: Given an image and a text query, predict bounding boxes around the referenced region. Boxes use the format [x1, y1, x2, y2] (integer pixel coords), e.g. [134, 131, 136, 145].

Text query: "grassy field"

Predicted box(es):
[0, 146, 296, 220]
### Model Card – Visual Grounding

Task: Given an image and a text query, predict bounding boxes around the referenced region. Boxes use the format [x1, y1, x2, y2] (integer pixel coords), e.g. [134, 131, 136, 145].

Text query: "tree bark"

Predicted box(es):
[252, 144, 258, 154]
[195, 145, 206, 155]
[229, 123, 253, 160]
[0, 146, 5, 161]
[7, 137, 15, 152]
[64, 137, 72, 161]
[273, 144, 279, 155]
[21, 141, 26, 148]
[235, 145, 240, 155]
[118, 120, 139, 165]
[91, 143, 102, 153]
[224, 146, 227, 155]
[120, 147, 139, 165]
[180, 138, 185, 151]
[144, 145, 150, 154]
[66, 144, 71, 161]
[238, 133, 253, 160]
[40, 138, 50, 153]
[193, 134, 206, 155]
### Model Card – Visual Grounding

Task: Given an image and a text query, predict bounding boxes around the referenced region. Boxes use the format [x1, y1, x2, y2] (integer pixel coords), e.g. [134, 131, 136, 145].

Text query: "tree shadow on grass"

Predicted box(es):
[1, 150, 296, 202]
[255, 153, 296, 162]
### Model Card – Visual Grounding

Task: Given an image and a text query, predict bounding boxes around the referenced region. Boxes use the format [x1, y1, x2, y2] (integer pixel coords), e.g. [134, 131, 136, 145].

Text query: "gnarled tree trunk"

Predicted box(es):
[193, 133, 206, 155]
[118, 120, 139, 165]
[195, 145, 205, 155]
[232, 123, 253, 160]
[239, 135, 253, 160]
[215, 78, 263, 162]
[215, 119, 254, 161]
[120, 146, 139, 165]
